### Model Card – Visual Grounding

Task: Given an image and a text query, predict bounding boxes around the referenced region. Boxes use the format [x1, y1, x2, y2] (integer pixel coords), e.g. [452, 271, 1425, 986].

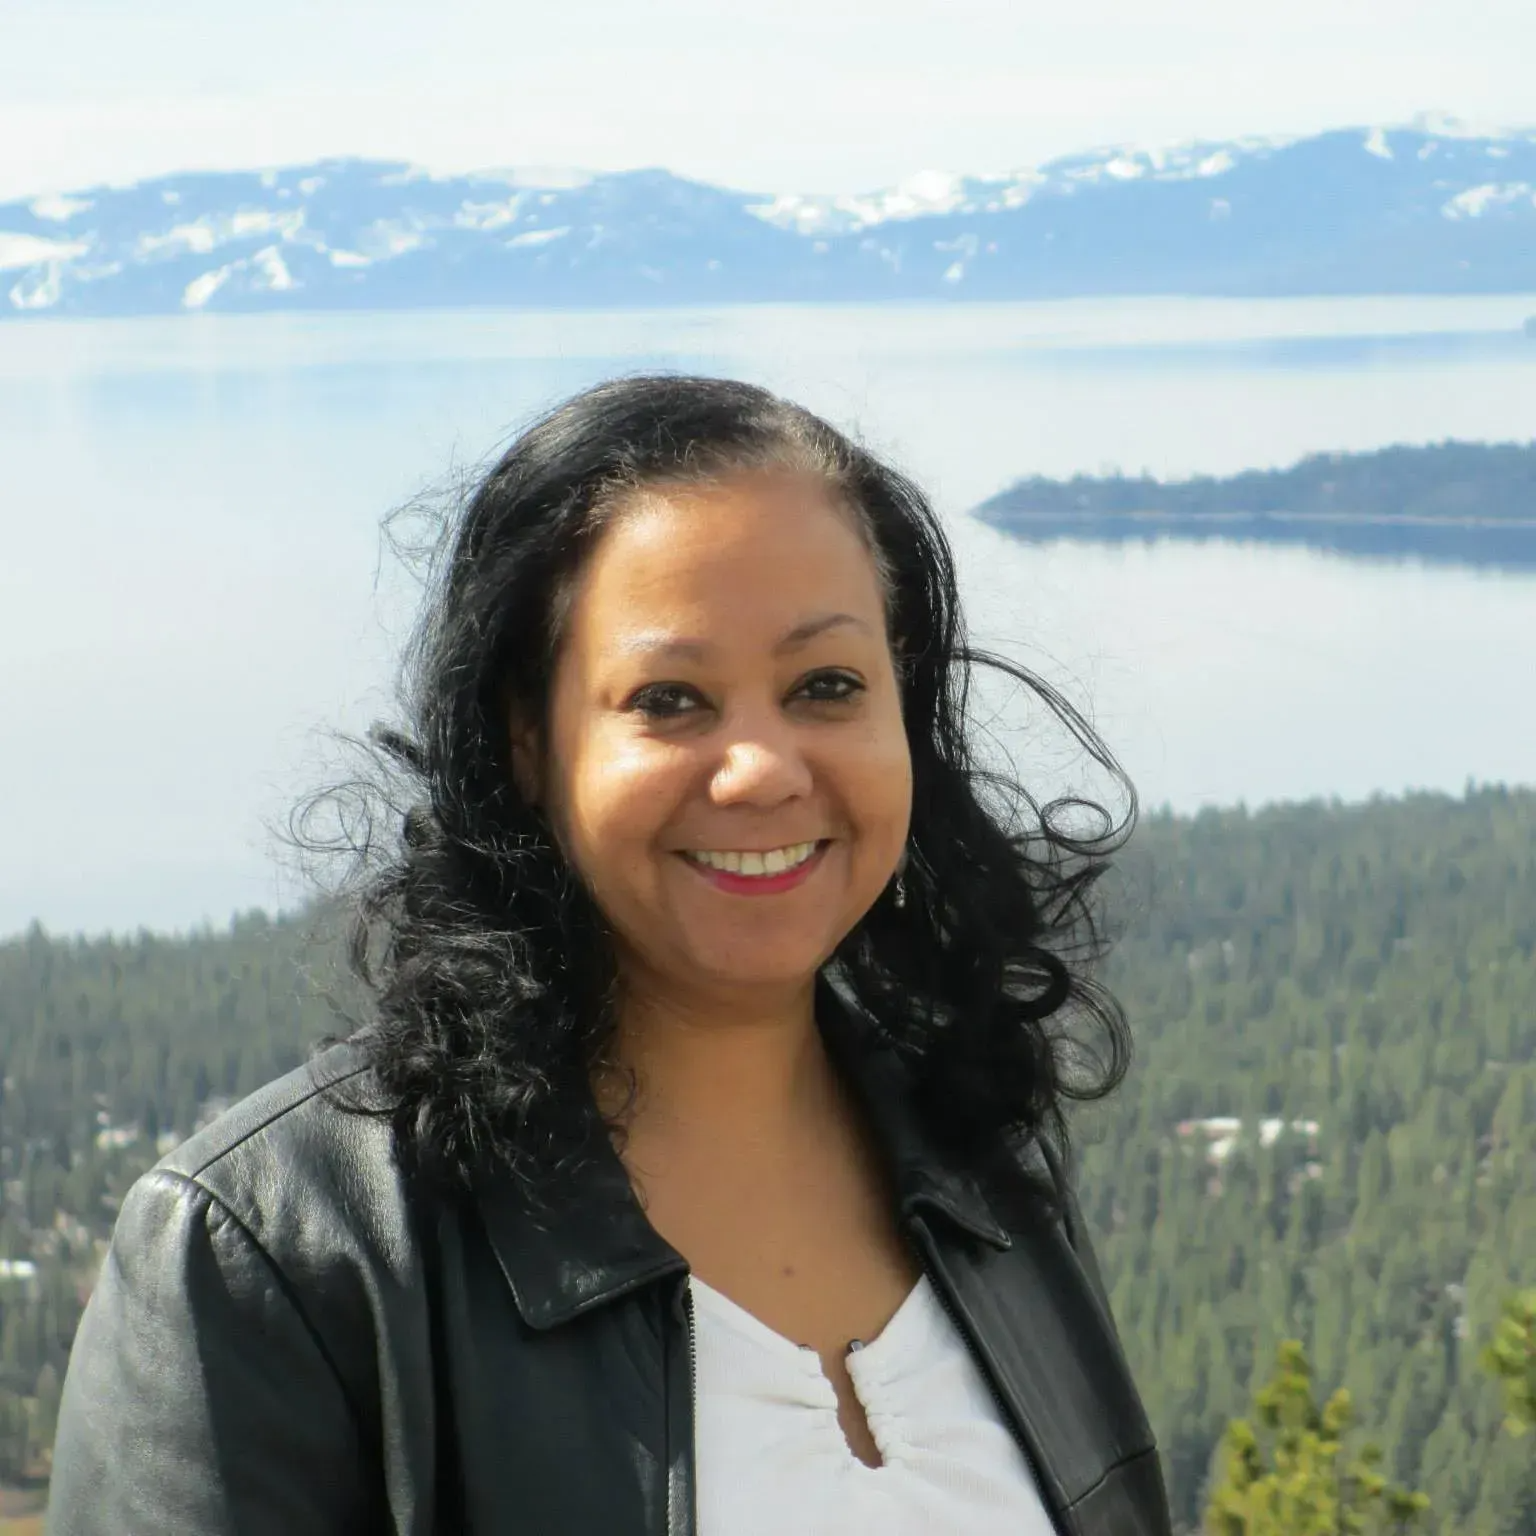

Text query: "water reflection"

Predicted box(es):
[983, 518, 1536, 575]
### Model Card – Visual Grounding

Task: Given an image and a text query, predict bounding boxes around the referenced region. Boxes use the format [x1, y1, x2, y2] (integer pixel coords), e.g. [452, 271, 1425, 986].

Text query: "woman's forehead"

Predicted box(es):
[605, 612, 879, 666]
[573, 473, 887, 618]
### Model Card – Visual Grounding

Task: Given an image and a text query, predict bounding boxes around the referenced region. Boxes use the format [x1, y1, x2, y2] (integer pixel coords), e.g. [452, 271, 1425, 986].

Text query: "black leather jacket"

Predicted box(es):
[49, 1000, 1171, 1535]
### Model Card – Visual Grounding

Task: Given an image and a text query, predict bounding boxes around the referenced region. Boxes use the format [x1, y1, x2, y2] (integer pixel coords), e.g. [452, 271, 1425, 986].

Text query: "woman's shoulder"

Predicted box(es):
[157, 1042, 376, 1174]
[55, 1049, 427, 1530]
[131, 1042, 416, 1283]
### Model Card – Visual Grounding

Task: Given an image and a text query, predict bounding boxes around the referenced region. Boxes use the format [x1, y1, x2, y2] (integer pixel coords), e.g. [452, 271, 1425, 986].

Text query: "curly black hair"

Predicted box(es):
[303, 374, 1135, 1198]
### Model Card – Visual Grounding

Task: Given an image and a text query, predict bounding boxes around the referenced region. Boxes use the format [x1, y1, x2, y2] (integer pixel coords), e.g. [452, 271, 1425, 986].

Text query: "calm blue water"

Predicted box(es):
[4, 295, 1536, 935]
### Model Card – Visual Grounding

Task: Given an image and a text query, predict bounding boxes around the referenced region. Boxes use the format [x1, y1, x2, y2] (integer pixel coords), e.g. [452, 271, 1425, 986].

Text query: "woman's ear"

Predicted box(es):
[507, 712, 543, 807]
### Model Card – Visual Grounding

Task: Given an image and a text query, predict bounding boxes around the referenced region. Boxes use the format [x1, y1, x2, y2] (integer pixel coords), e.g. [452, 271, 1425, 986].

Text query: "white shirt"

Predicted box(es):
[689, 1273, 1059, 1535]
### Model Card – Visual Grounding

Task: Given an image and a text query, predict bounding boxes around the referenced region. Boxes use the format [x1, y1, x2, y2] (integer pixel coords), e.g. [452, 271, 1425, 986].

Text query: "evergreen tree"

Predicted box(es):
[1482, 1291, 1536, 1438]
[1205, 1340, 1431, 1535]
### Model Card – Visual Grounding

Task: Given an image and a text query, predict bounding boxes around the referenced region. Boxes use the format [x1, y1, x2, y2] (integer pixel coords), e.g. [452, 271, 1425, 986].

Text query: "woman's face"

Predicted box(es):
[522, 468, 912, 1004]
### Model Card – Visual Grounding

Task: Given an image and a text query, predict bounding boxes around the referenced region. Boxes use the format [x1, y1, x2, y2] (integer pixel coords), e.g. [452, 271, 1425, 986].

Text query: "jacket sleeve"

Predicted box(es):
[48, 1168, 373, 1535]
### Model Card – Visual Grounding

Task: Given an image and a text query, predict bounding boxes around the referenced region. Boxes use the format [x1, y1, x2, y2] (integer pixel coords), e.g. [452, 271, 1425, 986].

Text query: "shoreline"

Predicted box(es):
[984, 509, 1536, 530]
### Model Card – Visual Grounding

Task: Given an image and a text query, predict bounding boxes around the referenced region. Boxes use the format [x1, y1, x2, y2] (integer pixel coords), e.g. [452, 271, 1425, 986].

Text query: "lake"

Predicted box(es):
[3, 294, 1535, 935]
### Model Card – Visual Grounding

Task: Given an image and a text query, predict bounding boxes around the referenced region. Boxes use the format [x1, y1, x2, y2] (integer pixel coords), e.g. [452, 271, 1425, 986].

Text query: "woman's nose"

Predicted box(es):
[709, 724, 814, 807]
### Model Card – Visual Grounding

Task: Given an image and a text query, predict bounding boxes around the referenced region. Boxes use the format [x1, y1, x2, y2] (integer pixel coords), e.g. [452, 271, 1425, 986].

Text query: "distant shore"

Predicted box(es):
[975, 441, 1536, 571]
[991, 510, 1536, 530]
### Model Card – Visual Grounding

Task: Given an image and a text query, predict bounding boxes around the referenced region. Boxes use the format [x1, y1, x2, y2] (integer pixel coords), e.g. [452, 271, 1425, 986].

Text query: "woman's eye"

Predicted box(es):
[628, 683, 704, 718]
[796, 670, 865, 703]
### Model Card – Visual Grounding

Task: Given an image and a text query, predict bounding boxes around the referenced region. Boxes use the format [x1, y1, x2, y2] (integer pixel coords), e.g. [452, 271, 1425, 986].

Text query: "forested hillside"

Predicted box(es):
[1084, 787, 1536, 1531]
[1, 787, 1533, 1530]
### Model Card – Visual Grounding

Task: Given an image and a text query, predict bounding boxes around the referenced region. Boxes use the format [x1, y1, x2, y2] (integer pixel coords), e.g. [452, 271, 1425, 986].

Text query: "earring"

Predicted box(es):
[894, 875, 907, 909]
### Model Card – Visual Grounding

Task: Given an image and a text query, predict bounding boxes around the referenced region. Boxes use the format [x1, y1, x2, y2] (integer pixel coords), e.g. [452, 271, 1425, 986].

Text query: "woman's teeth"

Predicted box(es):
[685, 842, 819, 876]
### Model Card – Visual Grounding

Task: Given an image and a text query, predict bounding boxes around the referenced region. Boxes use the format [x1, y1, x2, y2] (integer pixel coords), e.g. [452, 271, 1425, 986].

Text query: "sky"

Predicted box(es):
[2, 0, 1533, 202]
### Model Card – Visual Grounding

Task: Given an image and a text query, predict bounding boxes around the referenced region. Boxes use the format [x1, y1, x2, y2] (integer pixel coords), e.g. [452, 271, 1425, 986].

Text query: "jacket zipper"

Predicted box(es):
[685, 1278, 698, 1444]
[669, 1276, 698, 1536]
[908, 1216, 1064, 1532]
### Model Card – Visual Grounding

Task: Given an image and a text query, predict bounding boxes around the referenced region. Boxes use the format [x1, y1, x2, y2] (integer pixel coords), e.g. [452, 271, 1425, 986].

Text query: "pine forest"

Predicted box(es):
[1, 785, 1533, 1531]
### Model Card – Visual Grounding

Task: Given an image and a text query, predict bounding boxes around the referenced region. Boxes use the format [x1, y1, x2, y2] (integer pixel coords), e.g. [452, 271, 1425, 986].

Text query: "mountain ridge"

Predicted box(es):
[4, 120, 1536, 318]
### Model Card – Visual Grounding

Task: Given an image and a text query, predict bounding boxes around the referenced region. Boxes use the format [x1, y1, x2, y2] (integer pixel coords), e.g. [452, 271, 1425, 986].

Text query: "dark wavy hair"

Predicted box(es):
[305, 374, 1135, 1198]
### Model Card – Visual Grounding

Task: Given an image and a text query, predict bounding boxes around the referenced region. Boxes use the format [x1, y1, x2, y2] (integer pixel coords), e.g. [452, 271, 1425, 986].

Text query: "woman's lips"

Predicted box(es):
[679, 840, 829, 896]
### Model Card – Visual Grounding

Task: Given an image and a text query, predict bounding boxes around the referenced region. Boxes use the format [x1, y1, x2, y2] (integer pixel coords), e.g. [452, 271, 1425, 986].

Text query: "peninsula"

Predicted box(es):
[974, 441, 1536, 571]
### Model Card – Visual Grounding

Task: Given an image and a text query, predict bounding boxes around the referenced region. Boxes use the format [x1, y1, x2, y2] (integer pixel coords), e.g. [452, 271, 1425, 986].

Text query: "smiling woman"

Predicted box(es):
[520, 471, 912, 1006]
[46, 376, 1171, 1535]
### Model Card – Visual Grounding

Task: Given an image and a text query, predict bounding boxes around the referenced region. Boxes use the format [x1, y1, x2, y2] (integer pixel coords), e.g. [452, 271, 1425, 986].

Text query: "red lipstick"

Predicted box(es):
[681, 841, 828, 896]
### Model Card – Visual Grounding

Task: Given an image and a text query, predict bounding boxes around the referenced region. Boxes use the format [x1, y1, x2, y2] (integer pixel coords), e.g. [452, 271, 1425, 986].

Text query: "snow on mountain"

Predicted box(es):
[29, 194, 95, 223]
[0, 234, 91, 270]
[1442, 183, 1536, 220]
[743, 137, 1295, 234]
[2, 122, 1533, 319]
[748, 169, 1041, 235]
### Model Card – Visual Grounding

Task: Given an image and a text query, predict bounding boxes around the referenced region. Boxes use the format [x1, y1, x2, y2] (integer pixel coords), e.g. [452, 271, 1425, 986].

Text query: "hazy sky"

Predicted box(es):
[2, 0, 1532, 201]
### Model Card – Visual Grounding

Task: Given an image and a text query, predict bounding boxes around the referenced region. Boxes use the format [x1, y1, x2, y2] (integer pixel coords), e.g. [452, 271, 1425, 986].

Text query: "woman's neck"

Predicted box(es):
[598, 970, 841, 1154]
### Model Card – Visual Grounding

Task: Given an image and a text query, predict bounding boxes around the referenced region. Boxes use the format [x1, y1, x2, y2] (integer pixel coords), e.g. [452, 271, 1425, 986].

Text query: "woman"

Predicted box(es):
[49, 376, 1170, 1534]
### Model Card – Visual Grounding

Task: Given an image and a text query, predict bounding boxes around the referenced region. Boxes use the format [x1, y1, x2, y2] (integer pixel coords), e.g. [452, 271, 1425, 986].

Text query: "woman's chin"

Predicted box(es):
[674, 941, 837, 996]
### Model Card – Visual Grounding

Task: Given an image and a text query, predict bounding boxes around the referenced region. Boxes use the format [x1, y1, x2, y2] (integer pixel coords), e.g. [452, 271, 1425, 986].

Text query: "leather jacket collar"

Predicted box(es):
[477, 975, 1018, 1331]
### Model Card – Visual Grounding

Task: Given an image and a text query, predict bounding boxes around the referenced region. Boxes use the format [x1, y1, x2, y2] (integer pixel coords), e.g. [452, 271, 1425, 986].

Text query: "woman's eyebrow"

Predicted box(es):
[777, 613, 870, 651]
[613, 613, 871, 662]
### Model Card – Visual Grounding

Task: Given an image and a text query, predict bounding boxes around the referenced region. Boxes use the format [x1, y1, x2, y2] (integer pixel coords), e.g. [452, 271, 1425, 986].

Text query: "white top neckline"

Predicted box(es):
[689, 1271, 930, 1367]
[688, 1273, 1059, 1532]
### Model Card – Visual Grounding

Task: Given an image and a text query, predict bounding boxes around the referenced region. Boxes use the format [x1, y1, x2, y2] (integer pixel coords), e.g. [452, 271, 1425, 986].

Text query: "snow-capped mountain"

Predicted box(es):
[3, 121, 1534, 318]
